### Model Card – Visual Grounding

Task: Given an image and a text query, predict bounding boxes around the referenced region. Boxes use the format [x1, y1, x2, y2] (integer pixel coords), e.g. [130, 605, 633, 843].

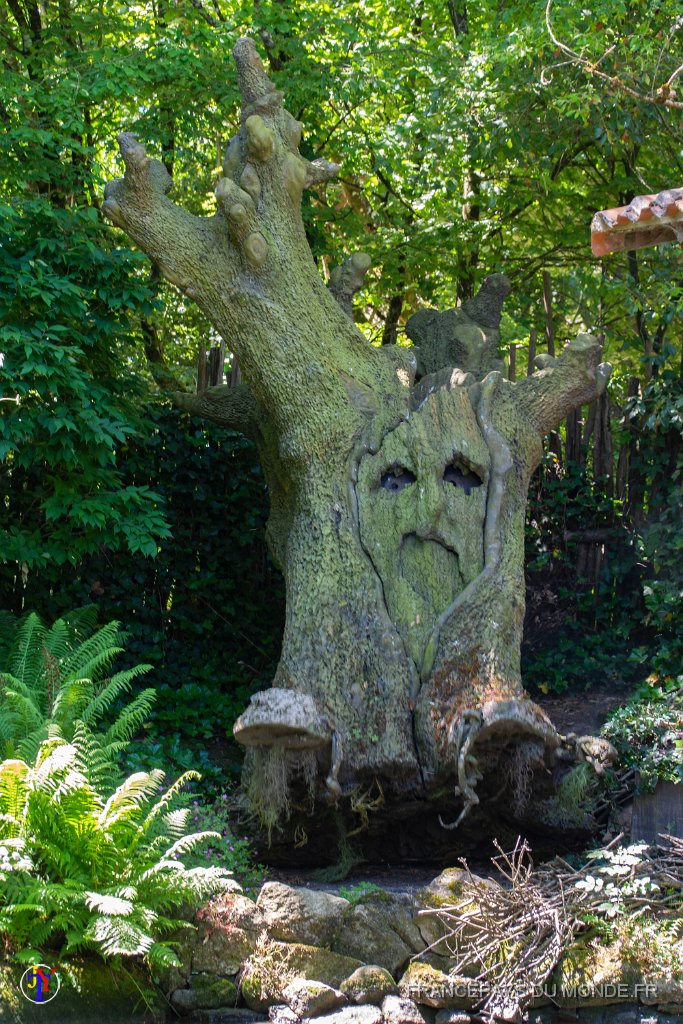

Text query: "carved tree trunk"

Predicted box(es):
[103, 39, 611, 849]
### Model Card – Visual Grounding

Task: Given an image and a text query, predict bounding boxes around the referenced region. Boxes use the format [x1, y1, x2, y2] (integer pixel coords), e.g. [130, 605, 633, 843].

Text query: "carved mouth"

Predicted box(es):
[399, 533, 464, 615]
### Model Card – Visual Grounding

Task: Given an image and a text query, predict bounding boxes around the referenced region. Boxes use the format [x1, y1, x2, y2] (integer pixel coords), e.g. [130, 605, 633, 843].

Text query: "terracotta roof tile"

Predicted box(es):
[591, 187, 683, 256]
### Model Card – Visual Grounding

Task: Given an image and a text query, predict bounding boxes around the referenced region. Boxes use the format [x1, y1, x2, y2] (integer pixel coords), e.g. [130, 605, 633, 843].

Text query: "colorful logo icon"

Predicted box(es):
[20, 963, 60, 1004]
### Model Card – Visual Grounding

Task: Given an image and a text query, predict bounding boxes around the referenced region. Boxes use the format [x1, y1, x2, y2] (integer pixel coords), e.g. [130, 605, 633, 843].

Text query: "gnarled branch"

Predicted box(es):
[515, 333, 612, 437]
[172, 382, 260, 437]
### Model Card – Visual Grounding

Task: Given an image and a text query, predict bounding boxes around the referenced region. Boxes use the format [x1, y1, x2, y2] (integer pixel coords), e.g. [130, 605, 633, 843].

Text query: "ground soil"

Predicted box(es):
[534, 680, 631, 736]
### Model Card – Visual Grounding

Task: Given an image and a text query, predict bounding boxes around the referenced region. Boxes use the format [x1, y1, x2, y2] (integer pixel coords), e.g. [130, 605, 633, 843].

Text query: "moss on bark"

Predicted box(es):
[104, 39, 612, 837]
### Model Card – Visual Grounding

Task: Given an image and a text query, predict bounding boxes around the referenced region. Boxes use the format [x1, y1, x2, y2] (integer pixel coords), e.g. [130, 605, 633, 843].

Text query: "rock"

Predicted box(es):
[172, 988, 199, 1013]
[282, 977, 346, 1017]
[381, 993, 432, 1023]
[307, 1007, 382, 1024]
[190, 1012, 265, 1024]
[340, 965, 396, 1005]
[193, 894, 263, 975]
[240, 939, 363, 1011]
[398, 963, 472, 1009]
[332, 892, 425, 974]
[269, 1006, 299, 1024]
[193, 974, 239, 1009]
[641, 977, 683, 1006]
[415, 869, 496, 959]
[171, 977, 239, 1014]
[422, 869, 470, 905]
[257, 882, 349, 946]
[552, 941, 683, 1008]
[435, 1012, 471, 1024]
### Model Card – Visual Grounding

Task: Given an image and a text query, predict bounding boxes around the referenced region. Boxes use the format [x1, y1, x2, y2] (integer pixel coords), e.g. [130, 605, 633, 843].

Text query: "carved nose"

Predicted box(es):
[414, 477, 444, 531]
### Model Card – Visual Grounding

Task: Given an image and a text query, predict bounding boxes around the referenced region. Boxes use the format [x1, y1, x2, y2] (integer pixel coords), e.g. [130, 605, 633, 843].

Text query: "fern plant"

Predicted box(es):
[0, 738, 238, 968]
[0, 608, 155, 789]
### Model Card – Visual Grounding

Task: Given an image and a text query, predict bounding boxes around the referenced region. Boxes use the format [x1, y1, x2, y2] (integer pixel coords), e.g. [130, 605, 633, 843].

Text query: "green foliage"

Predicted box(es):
[0, 199, 170, 568]
[0, 740, 237, 968]
[338, 881, 384, 904]
[523, 454, 642, 694]
[183, 794, 264, 897]
[575, 843, 663, 919]
[626, 367, 683, 681]
[601, 680, 683, 791]
[1, 407, 284, 788]
[0, 608, 154, 791]
[538, 763, 598, 828]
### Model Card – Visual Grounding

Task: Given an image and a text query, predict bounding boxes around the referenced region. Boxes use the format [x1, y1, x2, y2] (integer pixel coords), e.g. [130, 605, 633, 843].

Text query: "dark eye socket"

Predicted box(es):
[443, 462, 483, 495]
[380, 466, 416, 493]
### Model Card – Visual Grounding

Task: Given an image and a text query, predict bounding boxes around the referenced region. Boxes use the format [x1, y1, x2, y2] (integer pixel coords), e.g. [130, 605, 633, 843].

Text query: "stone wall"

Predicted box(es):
[164, 872, 683, 1024]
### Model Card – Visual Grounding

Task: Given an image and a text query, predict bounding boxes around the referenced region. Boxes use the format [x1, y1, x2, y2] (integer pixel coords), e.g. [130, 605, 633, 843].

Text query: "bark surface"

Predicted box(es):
[103, 39, 611, 846]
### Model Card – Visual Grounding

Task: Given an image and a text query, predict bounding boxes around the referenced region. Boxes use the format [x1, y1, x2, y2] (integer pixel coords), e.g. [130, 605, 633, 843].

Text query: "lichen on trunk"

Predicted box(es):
[103, 38, 612, 848]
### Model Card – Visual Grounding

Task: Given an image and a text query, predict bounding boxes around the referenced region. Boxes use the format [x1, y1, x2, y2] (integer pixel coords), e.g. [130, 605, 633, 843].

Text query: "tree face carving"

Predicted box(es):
[104, 37, 612, 848]
[357, 388, 489, 670]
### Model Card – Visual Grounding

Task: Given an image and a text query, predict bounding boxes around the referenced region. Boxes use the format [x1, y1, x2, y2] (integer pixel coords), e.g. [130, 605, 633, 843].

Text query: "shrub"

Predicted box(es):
[0, 740, 237, 969]
[183, 794, 265, 897]
[601, 679, 683, 791]
[0, 607, 154, 790]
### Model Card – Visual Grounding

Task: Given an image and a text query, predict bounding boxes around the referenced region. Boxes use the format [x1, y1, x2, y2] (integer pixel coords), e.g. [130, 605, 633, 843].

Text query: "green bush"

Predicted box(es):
[0, 607, 154, 790]
[523, 453, 643, 695]
[623, 365, 683, 682]
[602, 679, 683, 791]
[0, 607, 247, 969]
[0, 199, 169, 568]
[1, 409, 285, 790]
[184, 795, 265, 898]
[0, 741, 236, 968]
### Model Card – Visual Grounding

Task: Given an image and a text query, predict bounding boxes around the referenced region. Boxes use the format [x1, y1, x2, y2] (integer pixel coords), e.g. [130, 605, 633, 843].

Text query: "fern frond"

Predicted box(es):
[162, 808, 191, 841]
[43, 618, 71, 668]
[101, 687, 155, 747]
[1, 682, 46, 747]
[0, 760, 29, 827]
[59, 621, 124, 681]
[33, 740, 79, 783]
[7, 613, 48, 690]
[10, 947, 46, 965]
[16, 724, 51, 764]
[162, 830, 222, 862]
[84, 891, 134, 916]
[142, 771, 200, 832]
[99, 770, 165, 829]
[50, 678, 93, 727]
[146, 941, 182, 969]
[86, 914, 154, 956]
[61, 605, 99, 643]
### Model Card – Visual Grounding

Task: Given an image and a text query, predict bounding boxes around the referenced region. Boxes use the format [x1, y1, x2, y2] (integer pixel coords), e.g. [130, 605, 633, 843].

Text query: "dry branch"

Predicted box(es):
[416, 835, 683, 1022]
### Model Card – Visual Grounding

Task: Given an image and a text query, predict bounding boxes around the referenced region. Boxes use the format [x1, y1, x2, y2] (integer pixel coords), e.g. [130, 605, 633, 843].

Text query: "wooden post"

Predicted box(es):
[527, 328, 537, 376]
[508, 343, 517, 382]
[541, 274, 561, 461]
[197, 345, 208, 393]
[566, 408, 581, 464]
[542, 271, 555, 356]
[229, 353, 241, 388]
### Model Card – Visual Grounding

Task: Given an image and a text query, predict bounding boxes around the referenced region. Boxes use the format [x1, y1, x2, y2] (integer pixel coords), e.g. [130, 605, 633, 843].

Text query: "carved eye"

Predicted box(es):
[380, 466, 416, 493]
[443, 462, 483, 496]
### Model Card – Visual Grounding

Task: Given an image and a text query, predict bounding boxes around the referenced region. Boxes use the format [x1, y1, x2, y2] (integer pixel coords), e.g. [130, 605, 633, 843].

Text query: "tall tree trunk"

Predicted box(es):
[104, 39, 612, 849]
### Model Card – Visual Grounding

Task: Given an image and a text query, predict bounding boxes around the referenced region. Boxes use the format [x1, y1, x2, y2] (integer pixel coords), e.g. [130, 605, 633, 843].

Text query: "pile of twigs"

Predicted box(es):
[417, 834, 683, 1022]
